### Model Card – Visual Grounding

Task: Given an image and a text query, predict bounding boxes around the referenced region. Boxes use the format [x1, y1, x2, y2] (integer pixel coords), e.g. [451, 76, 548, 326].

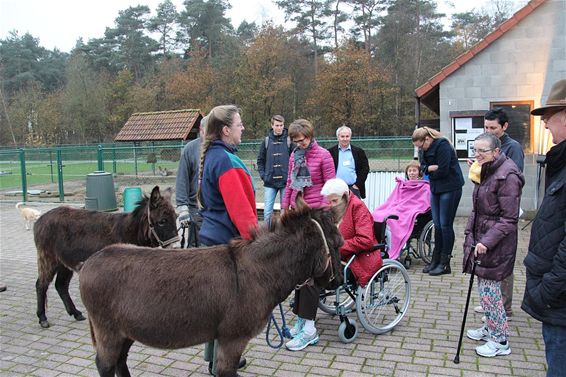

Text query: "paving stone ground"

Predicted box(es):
[0, 201, 547, 376]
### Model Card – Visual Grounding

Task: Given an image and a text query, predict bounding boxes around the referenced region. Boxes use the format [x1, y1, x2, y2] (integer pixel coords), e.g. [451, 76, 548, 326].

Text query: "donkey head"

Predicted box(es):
[134, 186, 179, 247]
[289, 193, 344, 289]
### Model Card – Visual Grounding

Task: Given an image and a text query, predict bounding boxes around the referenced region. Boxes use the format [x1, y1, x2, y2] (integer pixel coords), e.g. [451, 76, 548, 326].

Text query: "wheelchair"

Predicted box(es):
[319, 215, 412, 343]
[397, 210, 435, 269]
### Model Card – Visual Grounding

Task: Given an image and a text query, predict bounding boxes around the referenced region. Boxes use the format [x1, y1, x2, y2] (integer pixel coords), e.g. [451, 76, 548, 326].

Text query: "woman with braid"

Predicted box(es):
[198, 105, 257, 374]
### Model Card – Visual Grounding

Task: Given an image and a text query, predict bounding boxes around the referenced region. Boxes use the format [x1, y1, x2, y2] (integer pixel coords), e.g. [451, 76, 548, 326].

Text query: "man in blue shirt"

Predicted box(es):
[328, 126, 369, 199]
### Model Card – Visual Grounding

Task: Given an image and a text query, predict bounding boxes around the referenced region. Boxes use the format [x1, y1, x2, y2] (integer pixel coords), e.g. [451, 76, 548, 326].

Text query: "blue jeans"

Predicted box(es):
[430, 188, 462, 257]
[543, 322, 566, 377]
[264, 187, 285, 226]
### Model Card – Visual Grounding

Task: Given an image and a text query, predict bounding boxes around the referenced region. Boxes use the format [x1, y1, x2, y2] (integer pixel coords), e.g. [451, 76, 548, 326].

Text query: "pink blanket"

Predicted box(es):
[372, 178, 431, 260]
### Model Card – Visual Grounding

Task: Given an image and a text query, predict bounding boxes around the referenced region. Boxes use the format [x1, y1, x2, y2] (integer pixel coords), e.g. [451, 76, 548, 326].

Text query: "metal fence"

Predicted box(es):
[0, 137, 414, 203]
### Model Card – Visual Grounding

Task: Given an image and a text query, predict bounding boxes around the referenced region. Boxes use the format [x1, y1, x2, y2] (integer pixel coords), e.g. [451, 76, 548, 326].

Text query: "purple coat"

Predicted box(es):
[462, 154, 524, 281]
[282, 140, 335, 209]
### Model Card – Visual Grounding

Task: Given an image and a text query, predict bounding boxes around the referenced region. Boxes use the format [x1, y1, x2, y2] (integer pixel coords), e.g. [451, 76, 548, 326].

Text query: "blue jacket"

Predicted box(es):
[199, 141, 257, 245]
[257, 129, 292, 189]
[500, 133, 524, 172]
[420, 138, 464, 194]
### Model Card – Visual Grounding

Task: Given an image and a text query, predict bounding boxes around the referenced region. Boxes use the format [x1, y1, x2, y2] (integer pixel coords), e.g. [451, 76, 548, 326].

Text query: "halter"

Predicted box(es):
[295, 218, 335, 290]
[146, 204, 180, 248]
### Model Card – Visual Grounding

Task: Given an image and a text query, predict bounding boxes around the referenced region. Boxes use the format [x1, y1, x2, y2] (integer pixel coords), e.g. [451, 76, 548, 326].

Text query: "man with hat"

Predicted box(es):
[521, 79, 566, 377]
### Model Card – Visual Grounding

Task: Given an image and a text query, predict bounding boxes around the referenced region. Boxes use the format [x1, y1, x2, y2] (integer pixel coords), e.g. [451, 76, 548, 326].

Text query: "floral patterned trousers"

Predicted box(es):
[478, 277, 509, 342]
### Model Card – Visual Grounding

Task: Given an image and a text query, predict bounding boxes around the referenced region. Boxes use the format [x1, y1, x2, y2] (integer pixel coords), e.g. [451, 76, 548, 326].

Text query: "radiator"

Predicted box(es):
[362, 171, 405, 211]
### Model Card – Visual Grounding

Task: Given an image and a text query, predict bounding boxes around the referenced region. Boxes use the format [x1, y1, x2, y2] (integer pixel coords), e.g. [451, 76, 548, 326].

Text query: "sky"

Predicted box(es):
[0, 0, 526, 53]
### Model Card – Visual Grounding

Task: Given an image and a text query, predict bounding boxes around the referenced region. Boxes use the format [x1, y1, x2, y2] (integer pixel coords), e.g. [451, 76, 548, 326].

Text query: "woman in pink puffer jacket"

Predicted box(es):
[282, 119, 336, 352]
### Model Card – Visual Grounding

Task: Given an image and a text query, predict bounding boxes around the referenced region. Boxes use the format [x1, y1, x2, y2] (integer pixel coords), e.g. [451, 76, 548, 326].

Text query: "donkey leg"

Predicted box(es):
[36, 264, 58, 328]
[54, 266, 85, 321]
[115, 339, 134, 377]
[94, 335, 125, 377]
[215, 338, 248, 377]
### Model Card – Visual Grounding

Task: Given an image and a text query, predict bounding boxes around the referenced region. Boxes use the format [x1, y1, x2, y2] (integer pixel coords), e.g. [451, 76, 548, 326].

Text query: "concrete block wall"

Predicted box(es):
[435, 0, 565, 215]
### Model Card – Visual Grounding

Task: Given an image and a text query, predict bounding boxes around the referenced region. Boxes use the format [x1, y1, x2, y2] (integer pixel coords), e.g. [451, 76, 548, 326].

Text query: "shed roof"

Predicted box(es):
[415, 0, 547, 113]
[114, 109, 203, 142]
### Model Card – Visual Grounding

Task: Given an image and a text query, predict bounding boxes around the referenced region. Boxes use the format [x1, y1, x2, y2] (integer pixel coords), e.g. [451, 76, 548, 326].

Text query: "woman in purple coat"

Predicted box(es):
[463, 133, 524, 358]
[281, 119, 335, 351]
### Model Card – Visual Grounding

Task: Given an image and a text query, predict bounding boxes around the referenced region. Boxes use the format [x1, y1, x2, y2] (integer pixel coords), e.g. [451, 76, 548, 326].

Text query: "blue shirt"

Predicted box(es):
[336, 145, 357, 185]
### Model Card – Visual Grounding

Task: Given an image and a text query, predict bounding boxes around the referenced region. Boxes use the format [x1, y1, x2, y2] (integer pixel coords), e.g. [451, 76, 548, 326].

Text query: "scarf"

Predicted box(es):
[545, 139, 566, 185]
[290, 141, 313, 191]
[468, 161, 481, 184]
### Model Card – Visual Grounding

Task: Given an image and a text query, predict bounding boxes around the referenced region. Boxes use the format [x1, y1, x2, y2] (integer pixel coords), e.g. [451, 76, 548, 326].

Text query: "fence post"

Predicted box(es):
[19, 148, 27, 202]
[97, 144, 104, 171]
[112, 145, 117, 173]
[49, 150, 55, 183]
[57, 148, 65, 202]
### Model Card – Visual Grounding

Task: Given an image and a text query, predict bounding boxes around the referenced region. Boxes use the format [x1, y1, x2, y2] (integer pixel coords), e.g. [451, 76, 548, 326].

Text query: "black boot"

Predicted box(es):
[422, 248, 440, 273]
[429, 254, 451, 276]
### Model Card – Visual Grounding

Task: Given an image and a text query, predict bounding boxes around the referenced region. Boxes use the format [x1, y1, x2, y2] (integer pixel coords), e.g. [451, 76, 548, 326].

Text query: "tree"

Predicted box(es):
[276, 0, 333, 77]
[148, 0, 180, 57]
[346, 0, 386, 57]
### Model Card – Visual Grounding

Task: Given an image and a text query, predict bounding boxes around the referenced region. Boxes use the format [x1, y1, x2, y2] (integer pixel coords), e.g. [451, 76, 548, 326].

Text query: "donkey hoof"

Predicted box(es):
[74, 313, 86, 321]
[39, 320, 50, 328]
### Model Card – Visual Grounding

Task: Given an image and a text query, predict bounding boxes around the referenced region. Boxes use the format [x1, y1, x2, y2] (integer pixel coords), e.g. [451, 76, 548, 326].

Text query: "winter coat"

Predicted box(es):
[462, 154, 524, 281]
[339, 193, 382, 287]
[328, 144, 370, 198]
[257, 129, 292, 188]
[282, 140, 335, 209]
[521, 140, 566, 326]
[420, 138, 464, 194]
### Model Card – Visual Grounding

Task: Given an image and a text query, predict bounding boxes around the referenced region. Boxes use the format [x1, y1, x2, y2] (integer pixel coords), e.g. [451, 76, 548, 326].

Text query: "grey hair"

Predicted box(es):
[474, 132, 501, 150]
[336, 125, 352, 137]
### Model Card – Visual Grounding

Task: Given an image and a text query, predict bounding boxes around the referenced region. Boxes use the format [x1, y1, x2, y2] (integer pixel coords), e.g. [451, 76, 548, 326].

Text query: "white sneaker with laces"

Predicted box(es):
[467, 326, 489, 341]
[289, 317, 305, 337]
[475, 340, 511, 357]
[474, 305, 484, 313]
[285, 330, 319, 351]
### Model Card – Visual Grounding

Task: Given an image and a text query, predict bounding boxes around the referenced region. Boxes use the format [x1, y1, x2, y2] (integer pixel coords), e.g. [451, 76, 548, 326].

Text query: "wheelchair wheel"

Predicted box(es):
[418, 220, 435, 264]
[319, 286, 355, 315]
[338, 318, 358, 343]
[356, 259, 411, 334]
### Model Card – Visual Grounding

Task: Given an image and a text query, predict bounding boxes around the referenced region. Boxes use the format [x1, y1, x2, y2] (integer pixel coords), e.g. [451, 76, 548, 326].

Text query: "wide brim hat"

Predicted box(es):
[531, 79, 566, 115]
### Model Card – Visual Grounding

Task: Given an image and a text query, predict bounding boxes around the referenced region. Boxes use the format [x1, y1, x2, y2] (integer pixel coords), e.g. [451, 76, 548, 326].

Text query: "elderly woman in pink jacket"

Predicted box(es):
[282, 118, 335, 351]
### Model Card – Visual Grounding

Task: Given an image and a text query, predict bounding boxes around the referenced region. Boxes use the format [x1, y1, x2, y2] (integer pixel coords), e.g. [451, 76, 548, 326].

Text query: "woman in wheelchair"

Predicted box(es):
[286, 178, 381, 351]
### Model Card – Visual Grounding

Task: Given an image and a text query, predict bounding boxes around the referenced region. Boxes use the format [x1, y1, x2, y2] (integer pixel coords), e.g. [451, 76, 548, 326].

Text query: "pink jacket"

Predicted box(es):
[339, 193, 382, 287]
[372, 178, 431, 259]
[282, 140, 335, 209]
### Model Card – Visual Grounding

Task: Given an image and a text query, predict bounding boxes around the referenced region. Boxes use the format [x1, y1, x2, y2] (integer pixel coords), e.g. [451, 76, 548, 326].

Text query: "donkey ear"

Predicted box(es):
[150, 186, 161, 208]
[294, 191, 310, 212]
[162, 187, 173, 202]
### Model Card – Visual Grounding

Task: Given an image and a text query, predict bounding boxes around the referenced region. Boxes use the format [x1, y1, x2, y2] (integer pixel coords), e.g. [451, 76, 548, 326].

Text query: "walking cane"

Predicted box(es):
[454, 249, 479, 364]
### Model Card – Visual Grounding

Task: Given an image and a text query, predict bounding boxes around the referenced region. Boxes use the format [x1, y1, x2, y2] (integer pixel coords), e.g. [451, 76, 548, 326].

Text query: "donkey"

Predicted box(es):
[34, 186, 179, 329]
[79, 196, 344, 377]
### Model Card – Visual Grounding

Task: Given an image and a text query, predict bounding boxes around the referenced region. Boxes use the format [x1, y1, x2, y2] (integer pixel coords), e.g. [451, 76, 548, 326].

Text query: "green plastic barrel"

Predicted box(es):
[85, 171, 117, 211]
[123, 187, 143, 213]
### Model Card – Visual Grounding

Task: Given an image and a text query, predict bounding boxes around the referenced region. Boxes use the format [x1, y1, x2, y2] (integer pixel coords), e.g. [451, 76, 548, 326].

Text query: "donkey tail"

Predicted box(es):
[89, 319, 97, 347]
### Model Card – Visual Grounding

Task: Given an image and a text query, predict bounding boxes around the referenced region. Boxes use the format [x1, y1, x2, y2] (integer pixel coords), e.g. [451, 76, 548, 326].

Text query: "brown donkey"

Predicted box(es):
[79, 196, 344, 377]
[34, 186, 178, 329]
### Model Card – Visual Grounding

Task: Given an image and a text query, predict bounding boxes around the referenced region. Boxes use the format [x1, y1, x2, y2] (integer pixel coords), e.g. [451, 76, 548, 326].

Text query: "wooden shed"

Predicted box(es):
[114, 109, 203, 142]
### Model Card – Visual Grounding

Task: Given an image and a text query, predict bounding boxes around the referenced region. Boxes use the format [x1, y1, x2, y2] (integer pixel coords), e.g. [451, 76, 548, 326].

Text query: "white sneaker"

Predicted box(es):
[285, 330, 319, 351]
[474, 305, 484, 313]
[475, 340, 511, 357]
[289, 317, 305, 337]
[467, 326, 489, 341]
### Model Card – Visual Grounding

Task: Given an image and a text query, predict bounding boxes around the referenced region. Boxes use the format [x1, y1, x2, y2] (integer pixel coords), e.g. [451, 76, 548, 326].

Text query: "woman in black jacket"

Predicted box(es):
[412, 127, 464, 276]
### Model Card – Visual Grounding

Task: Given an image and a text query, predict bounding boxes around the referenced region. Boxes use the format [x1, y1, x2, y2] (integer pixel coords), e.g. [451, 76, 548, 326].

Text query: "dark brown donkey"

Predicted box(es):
[34, 186, 179, 329]
[79, 196, 344, 377]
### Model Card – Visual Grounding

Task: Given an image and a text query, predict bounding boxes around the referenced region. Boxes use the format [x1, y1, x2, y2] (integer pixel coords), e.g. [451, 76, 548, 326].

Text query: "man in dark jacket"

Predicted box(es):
[328, 126, 370, 199]
[522, 79, 566, 377]
[257, 115, 291, 226]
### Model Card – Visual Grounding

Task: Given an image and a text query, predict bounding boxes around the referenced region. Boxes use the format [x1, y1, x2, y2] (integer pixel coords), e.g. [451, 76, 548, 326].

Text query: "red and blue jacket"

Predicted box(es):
[198, 140, 257, 245]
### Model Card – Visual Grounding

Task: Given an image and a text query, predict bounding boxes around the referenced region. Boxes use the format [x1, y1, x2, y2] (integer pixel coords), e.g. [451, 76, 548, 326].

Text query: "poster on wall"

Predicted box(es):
[453, 116, 484, 159]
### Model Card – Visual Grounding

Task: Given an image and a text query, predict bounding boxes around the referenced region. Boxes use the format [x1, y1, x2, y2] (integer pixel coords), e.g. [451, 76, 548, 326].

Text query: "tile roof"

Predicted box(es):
[114, 109, 203, 142]
[415, 0, 547, 100]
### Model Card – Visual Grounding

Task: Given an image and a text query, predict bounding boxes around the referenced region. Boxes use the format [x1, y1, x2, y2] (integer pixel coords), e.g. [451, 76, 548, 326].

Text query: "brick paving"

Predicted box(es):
[0, 201, 547, 376]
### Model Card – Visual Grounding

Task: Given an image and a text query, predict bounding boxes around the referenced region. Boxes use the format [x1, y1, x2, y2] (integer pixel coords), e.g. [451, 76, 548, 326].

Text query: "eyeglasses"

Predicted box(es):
[293, 137, 307, 144]
[541, 109, 564, 123]
[472, 148, 493, 155]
